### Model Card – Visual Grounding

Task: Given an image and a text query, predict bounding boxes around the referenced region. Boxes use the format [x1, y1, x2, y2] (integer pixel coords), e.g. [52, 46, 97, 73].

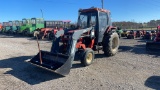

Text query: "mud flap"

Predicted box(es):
[28, 51, 72, 76]
[146, 41, 160, 51]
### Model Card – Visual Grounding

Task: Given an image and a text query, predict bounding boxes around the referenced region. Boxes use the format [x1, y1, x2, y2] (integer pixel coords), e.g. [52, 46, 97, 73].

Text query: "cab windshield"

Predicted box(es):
[9, 22, 12, 26]
[3, 23, 6, 26]
[15, 21, 19, 26]
[31, 19, 36, 24]
[6, 22, 10, 26]
[22, 19, 27, 25]
[19, 21, 22, 26]
[78, 12, 97, 28]
[13, 21, 16, 26]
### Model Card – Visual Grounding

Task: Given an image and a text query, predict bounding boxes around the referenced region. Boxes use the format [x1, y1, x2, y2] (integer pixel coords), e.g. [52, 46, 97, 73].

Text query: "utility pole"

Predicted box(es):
[101, 0, 104, 9]
[40, 9, 44, 18]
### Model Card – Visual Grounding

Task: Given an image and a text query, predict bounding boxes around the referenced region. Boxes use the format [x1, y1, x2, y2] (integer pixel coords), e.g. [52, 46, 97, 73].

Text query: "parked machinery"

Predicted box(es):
[2, 22, 12, 34]
[127, 30, 136, 39]
[28, 7, 120, 76]
[8, 20, 22, 34]
[18, 18, 31, 35]
[150, 30, 157, 40]
[116, 27, 123, 38]
[18, 18, 44, 36]
[146, 31, 160, 51]
[121, 30, 128, 37]
[135, 30, 142, 38]
[143, 31, 152, 40]
[34, 20, 71, 40]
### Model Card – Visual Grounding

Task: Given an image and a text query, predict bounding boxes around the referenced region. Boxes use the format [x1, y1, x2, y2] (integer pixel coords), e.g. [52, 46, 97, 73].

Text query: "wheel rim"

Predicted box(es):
[86, 53, 93, 64]
[112, 37, 118, 51]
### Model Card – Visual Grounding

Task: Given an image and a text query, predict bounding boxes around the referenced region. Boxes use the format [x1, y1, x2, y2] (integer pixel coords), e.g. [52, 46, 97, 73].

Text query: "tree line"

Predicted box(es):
[112, 19, 160, 29]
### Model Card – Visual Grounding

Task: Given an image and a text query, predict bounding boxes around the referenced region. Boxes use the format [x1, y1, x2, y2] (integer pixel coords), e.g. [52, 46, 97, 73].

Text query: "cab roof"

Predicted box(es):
[79, 7, 110, 13]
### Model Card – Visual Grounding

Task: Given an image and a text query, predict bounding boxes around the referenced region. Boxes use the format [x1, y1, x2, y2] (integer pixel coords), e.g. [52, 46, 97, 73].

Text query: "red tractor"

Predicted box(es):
[28, 7, 120, 76]
[34, 20, 71, 40]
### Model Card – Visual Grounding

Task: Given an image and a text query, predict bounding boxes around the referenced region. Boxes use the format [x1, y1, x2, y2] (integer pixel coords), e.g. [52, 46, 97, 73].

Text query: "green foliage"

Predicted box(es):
[113, 19, 160, 29]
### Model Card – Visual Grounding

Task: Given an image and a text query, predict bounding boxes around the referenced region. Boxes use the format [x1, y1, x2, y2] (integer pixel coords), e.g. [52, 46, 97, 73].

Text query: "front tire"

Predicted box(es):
[103, 32, 119, 56]
[81, 48, 95, 66]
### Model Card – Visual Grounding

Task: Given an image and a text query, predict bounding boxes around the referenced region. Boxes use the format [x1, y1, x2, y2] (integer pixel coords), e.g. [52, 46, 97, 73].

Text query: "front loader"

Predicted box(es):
[28, 7, 120, 76]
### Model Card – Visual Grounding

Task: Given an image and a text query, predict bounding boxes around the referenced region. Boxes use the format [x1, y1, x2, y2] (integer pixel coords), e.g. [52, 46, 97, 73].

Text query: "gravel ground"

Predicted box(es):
[0, 34, 160, 90]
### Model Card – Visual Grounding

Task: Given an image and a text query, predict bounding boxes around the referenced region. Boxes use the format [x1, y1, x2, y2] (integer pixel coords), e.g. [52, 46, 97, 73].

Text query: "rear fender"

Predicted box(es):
[104, 26, 117, 35]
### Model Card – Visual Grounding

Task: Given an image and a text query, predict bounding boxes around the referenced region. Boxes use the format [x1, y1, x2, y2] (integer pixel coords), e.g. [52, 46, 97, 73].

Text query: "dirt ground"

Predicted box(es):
[0, 34, 160, 90]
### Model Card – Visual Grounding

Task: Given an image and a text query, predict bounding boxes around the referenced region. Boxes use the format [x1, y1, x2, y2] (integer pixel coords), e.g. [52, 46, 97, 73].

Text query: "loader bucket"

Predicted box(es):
[28, 51, 72, 76]
[146, 41, 160, 51]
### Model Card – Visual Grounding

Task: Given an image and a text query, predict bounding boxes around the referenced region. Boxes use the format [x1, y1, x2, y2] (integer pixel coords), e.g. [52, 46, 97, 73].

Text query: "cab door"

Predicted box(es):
[98, 12, 109, 42]
[31, 18, 36, 29]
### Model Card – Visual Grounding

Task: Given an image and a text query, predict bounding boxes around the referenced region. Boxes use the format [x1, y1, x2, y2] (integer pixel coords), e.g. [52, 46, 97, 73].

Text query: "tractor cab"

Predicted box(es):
[22, 18, 27, 25]
[31, 18, 37, 33]
[22, 18, 30, 26]
[31, 18, 36, 26]
[11, 21, 17, 33]
[12, 20, 21, 33]
[9, 21, 12, 29]
[18, 18, 31, 34]
[15, 20, 21, 27]
[31, 18, 44, 34]
[4, 21, 12, 33]
[31, 18, 44, 27]
[19, 18, 27, 34]
[78, 7, 112, 43]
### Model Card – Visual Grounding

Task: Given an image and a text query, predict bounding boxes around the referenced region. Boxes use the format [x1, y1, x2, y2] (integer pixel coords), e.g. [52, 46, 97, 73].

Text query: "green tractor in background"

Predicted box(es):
[2, 22, 12, 34]
[19, 18, 44, 36]
[8, 21, 13, 34]
[29, 18, 44, 36]
[19, 18, 31, 35]
[116, 27, 123, 38]
[11, 20, 22, 34]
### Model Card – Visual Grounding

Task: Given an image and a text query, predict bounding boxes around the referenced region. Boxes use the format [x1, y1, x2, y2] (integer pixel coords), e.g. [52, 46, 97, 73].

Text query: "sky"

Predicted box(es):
[0, 0, 160, 23]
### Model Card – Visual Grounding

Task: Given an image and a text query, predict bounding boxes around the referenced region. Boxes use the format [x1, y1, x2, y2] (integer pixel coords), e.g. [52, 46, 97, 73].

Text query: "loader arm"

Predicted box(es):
[51, 27, 93, 55]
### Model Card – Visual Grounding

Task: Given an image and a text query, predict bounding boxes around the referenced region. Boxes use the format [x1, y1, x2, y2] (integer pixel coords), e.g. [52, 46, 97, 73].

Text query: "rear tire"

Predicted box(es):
[103, 32, 119, 56]
[81, 48, 94, 66]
